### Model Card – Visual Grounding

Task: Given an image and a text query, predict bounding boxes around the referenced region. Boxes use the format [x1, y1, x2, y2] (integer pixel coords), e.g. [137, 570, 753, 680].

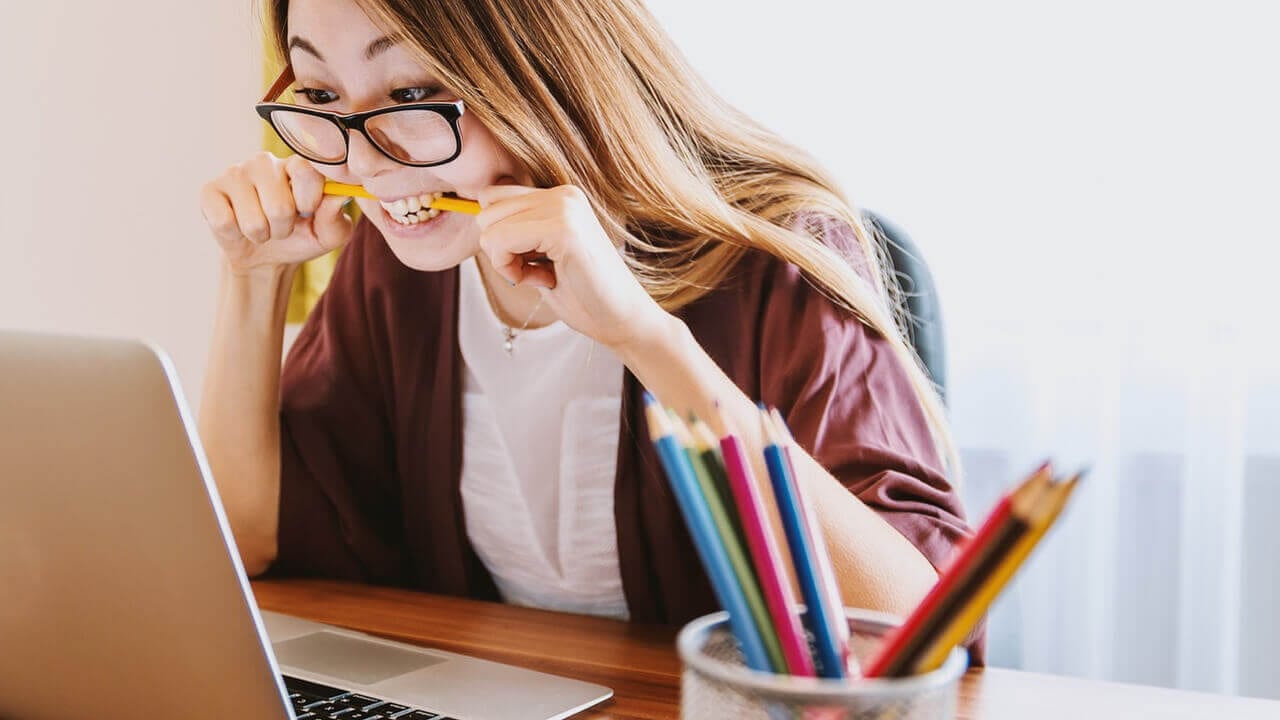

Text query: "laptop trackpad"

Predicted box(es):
[273, 631, 446, 685]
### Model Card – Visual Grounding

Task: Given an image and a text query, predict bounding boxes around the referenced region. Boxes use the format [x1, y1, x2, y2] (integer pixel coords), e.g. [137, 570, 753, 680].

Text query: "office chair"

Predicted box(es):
[863, 211, 948, 405]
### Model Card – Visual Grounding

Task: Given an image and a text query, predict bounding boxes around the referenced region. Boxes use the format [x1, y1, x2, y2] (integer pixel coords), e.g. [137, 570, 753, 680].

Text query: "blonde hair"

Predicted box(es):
[266, 0, 961, 479]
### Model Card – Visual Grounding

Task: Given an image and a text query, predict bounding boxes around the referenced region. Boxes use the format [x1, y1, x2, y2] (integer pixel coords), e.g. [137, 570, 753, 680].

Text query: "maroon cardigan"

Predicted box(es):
[269, 216, 982, 660]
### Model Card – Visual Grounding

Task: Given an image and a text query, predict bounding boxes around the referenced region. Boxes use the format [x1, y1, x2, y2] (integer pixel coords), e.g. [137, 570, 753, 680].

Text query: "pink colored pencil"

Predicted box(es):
[713, 409, 816, 676]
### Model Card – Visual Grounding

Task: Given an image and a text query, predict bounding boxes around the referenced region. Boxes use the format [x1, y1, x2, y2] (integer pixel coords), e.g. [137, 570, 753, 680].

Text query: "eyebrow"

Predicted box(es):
[287, 35, 399, 63]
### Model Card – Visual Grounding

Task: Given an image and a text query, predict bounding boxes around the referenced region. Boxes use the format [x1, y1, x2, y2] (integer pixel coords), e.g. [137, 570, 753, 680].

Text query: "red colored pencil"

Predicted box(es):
[863, 463, 1053, 677]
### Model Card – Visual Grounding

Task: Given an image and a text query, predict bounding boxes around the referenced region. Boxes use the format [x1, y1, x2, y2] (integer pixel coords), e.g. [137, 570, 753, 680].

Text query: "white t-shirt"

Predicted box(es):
[456, 256, 629, 619]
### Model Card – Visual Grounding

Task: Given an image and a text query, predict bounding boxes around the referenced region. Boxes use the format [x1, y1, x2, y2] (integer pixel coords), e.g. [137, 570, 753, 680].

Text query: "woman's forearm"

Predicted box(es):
[615, 312, 938, 616]
[198, 262, 296, 576]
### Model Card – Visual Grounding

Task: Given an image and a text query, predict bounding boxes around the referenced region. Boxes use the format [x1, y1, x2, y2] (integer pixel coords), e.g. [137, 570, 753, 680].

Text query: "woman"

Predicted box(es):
[198, 0, 976, 652]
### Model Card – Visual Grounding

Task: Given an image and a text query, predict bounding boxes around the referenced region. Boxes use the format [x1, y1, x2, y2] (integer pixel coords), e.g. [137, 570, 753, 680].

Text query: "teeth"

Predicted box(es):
[379, 192, 452, 225]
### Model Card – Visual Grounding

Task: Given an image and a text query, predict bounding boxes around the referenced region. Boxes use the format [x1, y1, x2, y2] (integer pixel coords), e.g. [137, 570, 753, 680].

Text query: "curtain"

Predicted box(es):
[952, 325, 1280, 698]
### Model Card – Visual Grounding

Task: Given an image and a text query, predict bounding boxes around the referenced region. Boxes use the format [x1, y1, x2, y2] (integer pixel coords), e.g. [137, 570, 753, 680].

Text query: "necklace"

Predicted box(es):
[501, 298, 546, 355]
[478, 267, 546, 355]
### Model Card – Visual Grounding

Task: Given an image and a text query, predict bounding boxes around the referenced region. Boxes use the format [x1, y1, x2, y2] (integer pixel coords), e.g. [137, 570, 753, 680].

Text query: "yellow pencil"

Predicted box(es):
[322, 181, 482, 216]
[912, 473, 1082, 673]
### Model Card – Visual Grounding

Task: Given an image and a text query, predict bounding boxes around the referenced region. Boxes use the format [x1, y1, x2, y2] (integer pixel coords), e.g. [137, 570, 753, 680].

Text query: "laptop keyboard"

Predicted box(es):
[284, 675, 457, 720]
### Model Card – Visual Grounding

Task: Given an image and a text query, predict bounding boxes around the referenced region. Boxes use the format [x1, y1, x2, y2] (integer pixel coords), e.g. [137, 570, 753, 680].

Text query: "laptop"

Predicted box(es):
[0, 331, 612, 720]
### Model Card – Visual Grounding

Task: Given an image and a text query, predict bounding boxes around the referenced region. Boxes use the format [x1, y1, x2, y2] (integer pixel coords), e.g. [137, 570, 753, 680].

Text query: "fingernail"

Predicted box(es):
[299, 211, 313, 218]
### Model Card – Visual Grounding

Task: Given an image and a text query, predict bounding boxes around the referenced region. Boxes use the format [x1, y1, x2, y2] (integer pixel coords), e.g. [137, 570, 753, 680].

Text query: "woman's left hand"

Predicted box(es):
[476, 182, 668, 351]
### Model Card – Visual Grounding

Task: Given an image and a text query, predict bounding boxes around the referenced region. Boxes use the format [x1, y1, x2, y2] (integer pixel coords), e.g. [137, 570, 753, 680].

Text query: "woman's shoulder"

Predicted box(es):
[678, 210, 893, 372]
[698, 210, 883, 320]
[789, 209, 879, 284]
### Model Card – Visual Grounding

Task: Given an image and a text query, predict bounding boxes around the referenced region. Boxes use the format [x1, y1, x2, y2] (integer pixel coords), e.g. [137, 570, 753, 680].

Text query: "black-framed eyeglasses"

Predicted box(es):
[255, 65, 465, 167]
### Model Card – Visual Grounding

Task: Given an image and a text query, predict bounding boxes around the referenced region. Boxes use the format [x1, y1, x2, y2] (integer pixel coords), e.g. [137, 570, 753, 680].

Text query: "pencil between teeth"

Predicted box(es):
[322, 180, 482, 216]
[430, 196, 482, 215]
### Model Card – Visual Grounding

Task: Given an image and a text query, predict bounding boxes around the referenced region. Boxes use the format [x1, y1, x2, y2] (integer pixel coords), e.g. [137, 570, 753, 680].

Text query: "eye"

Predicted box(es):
[296, 87, 338, 105]
[391, 87, 441, 103]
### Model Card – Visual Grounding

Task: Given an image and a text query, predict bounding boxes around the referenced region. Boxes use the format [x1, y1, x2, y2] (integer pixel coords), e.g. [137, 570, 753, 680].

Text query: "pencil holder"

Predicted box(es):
[677, 608, 967, 720]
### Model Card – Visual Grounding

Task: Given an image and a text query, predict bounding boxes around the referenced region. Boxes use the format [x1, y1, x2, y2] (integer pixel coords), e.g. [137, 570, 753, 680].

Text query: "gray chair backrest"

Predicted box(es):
[863, 211, 948, 405]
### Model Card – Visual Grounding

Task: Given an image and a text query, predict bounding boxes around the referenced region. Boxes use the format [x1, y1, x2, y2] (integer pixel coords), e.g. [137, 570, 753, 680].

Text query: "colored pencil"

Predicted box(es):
[769, 408, 857, 677]
[711, 410, 817, 677]
[864, 464, 1053, 677]
[912, 472, 1082, 673]
[642, 394, 773, 672]
[644, 390, 1079, 685]
[671, 414, 786, 673]
[690, 419, 749, 552]
[761, 407, 848, 678]
[322, 180, 482, 215]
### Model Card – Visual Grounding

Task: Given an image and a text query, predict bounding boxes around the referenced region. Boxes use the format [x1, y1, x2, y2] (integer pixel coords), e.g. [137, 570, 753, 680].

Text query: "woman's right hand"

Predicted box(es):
[200, 151, 354, 276]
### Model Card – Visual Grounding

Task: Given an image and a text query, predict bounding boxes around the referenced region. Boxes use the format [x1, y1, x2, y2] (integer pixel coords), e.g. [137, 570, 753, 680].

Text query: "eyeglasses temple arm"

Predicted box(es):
[262, 64, 295, 104]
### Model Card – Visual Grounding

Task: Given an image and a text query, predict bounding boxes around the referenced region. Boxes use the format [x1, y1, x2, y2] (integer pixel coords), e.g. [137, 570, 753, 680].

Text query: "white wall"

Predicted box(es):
[642, 0, 1279, 365]
[0, 0, 259, 403]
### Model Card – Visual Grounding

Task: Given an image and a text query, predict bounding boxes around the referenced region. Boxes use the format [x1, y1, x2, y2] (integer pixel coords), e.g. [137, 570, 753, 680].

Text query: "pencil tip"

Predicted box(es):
[768, 407, 795, 442]
[758, 407, 777, 444]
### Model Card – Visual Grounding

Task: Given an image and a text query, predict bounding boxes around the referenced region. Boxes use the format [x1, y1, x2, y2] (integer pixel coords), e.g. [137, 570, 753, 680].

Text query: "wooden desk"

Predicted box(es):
[252, 579, 1280, 720]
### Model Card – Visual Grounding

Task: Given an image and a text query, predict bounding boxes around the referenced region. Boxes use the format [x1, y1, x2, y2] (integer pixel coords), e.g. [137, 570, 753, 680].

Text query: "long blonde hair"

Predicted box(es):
[266, 0, 961, 479]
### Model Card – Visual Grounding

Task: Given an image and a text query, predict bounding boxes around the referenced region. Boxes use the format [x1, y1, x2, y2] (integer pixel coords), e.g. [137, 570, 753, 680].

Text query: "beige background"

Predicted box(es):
[0, 1, 258, 402]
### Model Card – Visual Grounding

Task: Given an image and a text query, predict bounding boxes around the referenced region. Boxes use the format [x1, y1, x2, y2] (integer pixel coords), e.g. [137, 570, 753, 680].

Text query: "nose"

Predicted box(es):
[344, 128, 399, 180]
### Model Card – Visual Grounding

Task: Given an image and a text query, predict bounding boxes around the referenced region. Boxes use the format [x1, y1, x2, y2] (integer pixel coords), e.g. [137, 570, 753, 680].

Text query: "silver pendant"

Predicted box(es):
[502, 327, 515, 355]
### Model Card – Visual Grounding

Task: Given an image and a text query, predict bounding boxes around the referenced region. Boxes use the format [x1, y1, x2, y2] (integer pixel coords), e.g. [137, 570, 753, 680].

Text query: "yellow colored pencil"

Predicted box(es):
[912, 474, 1081, 673]
[322, 181, 482, 215]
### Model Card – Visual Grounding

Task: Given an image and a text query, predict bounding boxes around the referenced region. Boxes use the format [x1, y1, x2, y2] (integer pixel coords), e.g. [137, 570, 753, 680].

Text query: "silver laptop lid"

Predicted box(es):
[0, 332, 291, 720]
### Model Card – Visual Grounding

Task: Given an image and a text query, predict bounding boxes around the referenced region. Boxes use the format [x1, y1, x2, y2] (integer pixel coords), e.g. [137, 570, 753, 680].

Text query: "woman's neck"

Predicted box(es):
[472, 252, 559, 330]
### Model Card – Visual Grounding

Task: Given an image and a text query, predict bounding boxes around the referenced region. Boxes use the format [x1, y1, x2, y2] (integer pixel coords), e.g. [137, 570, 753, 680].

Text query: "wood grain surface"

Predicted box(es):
[251, 579, 1280, 719]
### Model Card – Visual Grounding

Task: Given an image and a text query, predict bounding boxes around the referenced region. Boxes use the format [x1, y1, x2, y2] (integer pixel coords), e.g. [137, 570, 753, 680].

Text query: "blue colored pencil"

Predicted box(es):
[760, 406, 849, 679]
[643, 394, 773, 672]
[770, 408, 857, 677]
